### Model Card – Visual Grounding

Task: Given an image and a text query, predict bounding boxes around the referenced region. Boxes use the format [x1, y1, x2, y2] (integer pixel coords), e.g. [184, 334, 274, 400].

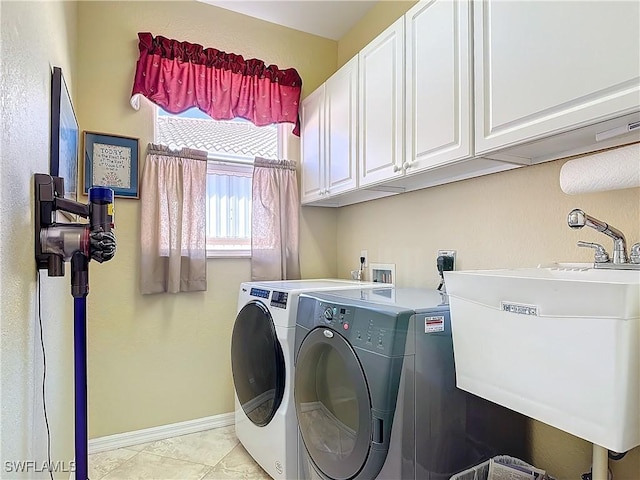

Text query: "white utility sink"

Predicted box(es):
[444, 264, 640, 453]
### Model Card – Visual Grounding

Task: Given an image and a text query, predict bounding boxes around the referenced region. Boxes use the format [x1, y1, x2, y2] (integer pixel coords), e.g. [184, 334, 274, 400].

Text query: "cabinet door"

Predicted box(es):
[405, 0, 472, 173]
[300, 85, 325, 204]
[358, 18, 405, 187]
[325, 56, 358, 197]
[474, 0, 640, 154]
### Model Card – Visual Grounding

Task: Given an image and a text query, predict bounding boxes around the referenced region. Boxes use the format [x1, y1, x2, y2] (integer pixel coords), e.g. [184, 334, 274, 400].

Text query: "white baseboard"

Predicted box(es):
[88, 412, 235, 454]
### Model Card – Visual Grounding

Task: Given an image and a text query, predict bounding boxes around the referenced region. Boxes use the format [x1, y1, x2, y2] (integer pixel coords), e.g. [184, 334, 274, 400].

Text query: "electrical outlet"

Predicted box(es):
[360, 250, 368, 268]
[437, 250, 456, 270]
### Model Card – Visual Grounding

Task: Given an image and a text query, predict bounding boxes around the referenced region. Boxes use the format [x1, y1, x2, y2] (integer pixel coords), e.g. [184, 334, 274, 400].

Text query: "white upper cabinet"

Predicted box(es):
[300, 85, 325, 204]
[325, 56, 359, 197]
[474, 0, 640, 155]
[358, 17, 405, 187]
[300, 58, 359, 205]
[301, 0, 639, 207]
[405, 0, 472, 174]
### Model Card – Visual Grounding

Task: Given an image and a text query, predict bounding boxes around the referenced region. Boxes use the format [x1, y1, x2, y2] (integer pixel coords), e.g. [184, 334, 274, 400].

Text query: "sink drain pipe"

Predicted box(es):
[592, 444, 608, 480]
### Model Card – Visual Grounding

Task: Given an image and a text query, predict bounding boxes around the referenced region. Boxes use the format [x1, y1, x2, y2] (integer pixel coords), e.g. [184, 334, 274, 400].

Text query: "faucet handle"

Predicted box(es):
[630, 243, 640, 264]
[577, 241, 610, 263]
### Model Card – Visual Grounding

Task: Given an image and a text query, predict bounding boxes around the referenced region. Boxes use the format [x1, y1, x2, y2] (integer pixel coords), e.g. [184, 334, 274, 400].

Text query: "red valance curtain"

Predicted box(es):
[130, 32, 303, 135]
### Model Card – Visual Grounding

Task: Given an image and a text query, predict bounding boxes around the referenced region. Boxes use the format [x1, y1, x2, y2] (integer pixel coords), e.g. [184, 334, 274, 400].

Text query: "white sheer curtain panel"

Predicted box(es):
[251, 157, 301, 281]
[140, 144, 208, 294]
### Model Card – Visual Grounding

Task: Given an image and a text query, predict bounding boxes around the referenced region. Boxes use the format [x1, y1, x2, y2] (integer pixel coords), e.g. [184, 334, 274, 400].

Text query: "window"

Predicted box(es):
[155, 107, 282, 257]
[205, 161, 252, 255]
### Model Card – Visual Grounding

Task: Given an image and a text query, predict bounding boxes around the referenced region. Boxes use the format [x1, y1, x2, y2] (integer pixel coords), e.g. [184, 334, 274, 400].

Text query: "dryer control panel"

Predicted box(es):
[320, 304, 355, 330]
[301, 298, 411, 357]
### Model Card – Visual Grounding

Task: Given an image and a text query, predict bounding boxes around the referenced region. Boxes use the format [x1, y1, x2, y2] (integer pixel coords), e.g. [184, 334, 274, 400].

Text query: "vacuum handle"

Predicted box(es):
[71, 251, 89, 298]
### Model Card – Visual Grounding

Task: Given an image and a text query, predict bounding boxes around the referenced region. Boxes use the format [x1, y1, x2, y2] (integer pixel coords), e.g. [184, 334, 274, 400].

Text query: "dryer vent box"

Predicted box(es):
[370, 263, 395, 285]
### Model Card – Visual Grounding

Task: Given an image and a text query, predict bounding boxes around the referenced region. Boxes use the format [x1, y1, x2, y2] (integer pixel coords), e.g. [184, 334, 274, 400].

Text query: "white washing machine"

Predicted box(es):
[231, 279, 379, 480]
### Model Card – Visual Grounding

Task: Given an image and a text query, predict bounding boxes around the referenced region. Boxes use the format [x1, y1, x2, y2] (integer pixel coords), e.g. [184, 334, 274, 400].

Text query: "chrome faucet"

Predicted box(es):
[567, 209, 628, 264]
[631, 243, 640, 264]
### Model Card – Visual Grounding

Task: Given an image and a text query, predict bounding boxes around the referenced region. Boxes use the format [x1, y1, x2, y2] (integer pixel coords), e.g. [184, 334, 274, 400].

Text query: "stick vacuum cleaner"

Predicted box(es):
[34, 173, 117, 480]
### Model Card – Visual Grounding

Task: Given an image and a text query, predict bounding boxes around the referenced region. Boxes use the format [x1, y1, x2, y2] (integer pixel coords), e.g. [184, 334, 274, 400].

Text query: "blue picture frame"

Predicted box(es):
[83, 131, 139, 198]
[50, 66, 79, 216]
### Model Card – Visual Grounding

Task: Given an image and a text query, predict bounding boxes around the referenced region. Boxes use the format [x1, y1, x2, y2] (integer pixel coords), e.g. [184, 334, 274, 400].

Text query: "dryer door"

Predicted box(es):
[231, 301, 285, 427]
[294, 328, 372, 480]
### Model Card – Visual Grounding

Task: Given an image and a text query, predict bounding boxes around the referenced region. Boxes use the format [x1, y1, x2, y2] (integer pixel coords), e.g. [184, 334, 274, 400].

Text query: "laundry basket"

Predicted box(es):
[449, 455, 551, 480]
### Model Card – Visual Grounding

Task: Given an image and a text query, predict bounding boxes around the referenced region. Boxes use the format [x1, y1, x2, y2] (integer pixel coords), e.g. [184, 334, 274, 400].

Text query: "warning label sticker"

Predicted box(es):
[424, 316, 445, 333]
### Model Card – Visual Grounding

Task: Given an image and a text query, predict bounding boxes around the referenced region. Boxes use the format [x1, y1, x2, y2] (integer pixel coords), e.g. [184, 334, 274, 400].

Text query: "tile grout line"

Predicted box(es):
[90, 449, 142, 480]
[206, 440, 240, 470]
[90, 428, 248, 479]
[97, 449, 213, 480]
[203, 442, 255, 478]
[127, 429, 240, 467]
[197, 464, 216, 480]
[128, 443, 240, 469]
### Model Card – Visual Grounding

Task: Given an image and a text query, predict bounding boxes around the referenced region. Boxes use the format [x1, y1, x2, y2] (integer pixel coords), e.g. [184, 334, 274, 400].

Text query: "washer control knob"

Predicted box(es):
[323, 308, 333, 321]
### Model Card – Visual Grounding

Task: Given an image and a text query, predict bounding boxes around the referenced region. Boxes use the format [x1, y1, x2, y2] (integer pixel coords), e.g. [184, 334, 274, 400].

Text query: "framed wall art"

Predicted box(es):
[83, 131, 139, 198]
[50, 66, 79, 218]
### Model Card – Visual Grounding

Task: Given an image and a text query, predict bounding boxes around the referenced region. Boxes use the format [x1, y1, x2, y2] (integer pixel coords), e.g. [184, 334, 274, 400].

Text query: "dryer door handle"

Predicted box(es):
[323, 329, 334, 338]
[372, 417, 383, 444]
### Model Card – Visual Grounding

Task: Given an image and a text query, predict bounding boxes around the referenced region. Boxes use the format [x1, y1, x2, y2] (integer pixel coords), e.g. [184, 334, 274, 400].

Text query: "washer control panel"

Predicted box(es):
[248, 287, 288, 309]
[249, 288, 270, 299]
[270, 291, 289, 309]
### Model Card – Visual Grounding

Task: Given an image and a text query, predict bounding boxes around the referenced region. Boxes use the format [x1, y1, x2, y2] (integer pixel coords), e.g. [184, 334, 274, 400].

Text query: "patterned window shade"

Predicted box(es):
[140, 145, 208, 294]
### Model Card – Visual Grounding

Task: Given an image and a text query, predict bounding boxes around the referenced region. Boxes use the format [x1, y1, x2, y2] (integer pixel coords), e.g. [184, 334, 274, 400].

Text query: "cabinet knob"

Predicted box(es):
[403, 161, 411, 171]
[393, 165, 402, 173]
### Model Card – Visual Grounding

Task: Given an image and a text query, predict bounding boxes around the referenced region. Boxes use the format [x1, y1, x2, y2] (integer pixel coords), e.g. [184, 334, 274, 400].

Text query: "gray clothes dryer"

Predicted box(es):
[294, 288, 528, 480]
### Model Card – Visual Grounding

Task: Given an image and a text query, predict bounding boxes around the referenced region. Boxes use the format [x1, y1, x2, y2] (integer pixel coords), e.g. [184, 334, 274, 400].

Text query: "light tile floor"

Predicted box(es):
[89, 426, 272, 480]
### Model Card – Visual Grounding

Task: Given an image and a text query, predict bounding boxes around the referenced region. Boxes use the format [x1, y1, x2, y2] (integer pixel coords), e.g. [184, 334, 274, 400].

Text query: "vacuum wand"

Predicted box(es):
[34, 174, 116, 480]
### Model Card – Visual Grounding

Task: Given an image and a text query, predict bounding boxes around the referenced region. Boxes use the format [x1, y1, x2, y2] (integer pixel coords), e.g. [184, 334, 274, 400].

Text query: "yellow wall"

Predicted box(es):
[0, 1, 77, 476]
[335, 5, 640, 480]
[337, 1, 417, 67]
[335, 160, 640, 478]
[75, 0, 338, 438]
